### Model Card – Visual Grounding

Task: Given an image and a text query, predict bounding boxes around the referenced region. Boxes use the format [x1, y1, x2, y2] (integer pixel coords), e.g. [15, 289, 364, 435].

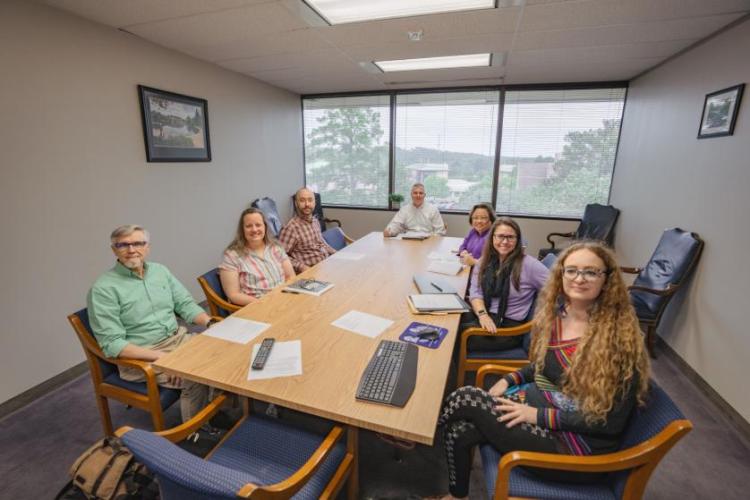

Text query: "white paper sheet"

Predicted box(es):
[329, 251, 365, 261]
[410, 294, 465, 310]
[203, 316, 270, 344]
[427, 260, 463, 275]
[331, 310, 394, 338]
[247, 340, 302, 380]
[427, 250, 456, 261]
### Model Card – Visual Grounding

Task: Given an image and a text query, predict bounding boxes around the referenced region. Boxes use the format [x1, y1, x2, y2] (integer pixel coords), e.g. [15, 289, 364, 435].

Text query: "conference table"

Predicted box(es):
[154, 231, 470, 495]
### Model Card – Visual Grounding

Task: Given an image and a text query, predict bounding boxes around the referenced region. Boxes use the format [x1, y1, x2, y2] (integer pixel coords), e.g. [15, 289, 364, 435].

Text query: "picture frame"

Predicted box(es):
[697, 83, 744, 139]
[138, 85, 211, 161]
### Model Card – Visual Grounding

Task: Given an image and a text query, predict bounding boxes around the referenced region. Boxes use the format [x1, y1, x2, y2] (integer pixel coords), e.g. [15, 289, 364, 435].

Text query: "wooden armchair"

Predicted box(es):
[456, 322, 533, 387]
[197, 267, 241, 318]
[622, 228, 704, 357]
[116, 394, 357, 499]
[476, 364, 692, 500]
[68, 308, 180, 435]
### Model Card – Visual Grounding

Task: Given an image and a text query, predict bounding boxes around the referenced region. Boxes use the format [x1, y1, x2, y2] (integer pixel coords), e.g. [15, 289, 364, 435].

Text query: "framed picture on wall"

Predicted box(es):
[697, 83, 744, 139]
[138, 85, 211, 161]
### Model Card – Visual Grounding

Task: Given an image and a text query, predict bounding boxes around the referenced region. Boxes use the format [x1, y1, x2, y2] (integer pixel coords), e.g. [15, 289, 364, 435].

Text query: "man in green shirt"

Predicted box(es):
[87, 224, 215, 422]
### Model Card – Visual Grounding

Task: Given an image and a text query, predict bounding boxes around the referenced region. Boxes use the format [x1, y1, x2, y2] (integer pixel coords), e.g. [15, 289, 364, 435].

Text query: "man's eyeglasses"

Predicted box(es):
[492, 234, 517, 242]
[113, 241, 148, 250]
[562, 267, 608, 281]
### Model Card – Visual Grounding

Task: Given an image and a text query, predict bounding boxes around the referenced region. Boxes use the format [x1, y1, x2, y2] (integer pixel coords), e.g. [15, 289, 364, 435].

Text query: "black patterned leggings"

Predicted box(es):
[439, 386, 561, 498]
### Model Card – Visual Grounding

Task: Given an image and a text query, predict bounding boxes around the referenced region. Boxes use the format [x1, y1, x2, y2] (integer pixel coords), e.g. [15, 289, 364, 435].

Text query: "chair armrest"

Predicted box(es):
[620, 266, 642, 274]
[494, 419, 692, 499]
[476, 364, 522, 387]
[237, 425, 348, 498]
[546, 231, 575, 248]
[324, 217, 342, 228]
[627, 283, 677, 297]
[459, 323, 533, 371]
[115, 393, 229, 443]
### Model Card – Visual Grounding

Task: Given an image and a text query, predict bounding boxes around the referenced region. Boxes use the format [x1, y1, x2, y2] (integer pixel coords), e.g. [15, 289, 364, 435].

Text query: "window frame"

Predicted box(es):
[302, 81, 628, 220]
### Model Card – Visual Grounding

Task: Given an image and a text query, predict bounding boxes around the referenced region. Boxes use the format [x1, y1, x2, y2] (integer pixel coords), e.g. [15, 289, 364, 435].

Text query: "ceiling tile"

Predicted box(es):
[520, 0, 750, 32]
[42, 0, 268, 27]
[504, 57, 665, 84]
[515, 13, 744, 50]
[510, 39, 696, 66]
[125, 2, 308, 49]
[183, 29, 332, 62]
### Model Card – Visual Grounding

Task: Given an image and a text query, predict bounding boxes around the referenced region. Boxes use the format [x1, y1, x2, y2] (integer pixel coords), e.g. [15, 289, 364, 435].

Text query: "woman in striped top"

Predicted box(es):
[219, 207, 295, 306]
[434, 241, 650, 499]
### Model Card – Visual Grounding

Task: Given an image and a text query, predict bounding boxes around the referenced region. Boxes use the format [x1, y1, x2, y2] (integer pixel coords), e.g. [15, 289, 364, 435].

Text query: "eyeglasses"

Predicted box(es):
[113, 241, 148, 250]
[562, 267, 608, 281]
[492, 234, 517, 242]
[471, 216, 490, 222]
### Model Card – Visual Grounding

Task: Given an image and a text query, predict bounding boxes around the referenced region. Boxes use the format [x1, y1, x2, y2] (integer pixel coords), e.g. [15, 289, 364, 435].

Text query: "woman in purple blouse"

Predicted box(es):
[464, 217, 550, 351]
[458, 203, 495, 266]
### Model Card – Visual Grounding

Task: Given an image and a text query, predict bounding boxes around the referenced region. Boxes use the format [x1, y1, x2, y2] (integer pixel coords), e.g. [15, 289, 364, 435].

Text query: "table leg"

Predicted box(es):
[347, 426, 359, 500]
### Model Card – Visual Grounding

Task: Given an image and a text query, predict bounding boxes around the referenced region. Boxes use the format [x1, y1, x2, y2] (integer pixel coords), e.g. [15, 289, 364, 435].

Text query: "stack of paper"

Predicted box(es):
[204, 317, 270, 344]
[427, 260, 463, 275]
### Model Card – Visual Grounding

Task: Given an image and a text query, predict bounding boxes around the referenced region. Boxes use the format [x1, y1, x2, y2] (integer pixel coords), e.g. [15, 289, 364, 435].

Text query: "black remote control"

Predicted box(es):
[251, 338, 275, 370]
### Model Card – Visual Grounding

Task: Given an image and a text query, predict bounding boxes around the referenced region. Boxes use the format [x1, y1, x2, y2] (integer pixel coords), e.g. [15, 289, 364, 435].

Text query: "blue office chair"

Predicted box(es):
[622, 228, 704, 357]
[476, 366, 692, 500]
[197, 268, 241, 318]
[117, 394, 356, 500]
[322, 227, 353, 251]
[68, 308, 180, 435]
[251, 197, 283, 237]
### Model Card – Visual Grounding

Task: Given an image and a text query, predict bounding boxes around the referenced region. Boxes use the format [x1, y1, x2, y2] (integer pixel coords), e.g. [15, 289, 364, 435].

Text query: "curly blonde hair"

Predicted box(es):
[530, 242, 650, 423]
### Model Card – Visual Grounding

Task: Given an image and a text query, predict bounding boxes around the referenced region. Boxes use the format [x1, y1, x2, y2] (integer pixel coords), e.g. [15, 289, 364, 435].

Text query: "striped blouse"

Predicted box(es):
[220, 243, 289, 299]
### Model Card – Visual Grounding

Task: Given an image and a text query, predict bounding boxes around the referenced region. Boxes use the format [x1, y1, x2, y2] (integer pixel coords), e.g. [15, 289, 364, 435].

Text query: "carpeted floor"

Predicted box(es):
[1, 346, 749, 499]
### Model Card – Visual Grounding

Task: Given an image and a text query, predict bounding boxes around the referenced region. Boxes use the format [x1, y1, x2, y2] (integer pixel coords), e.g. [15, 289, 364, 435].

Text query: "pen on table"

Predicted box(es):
[431, 282, 443, 292]
[281, 289, 300, 294]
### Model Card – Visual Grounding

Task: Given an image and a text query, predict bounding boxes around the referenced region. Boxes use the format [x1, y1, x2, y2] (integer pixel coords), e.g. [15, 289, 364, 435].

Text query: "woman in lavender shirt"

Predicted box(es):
[464, 217, 550, 351]
[457, 203, 496, 266]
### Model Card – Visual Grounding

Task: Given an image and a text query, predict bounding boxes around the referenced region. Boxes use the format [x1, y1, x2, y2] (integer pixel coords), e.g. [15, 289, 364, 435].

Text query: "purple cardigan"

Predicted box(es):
[469, 254, 550, 321]
[458, 228, 490, 259]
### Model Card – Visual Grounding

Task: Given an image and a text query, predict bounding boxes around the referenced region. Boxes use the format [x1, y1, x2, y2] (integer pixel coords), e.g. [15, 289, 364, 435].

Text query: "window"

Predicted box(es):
[301, 85, 626, 218]
[497, 88, 626, 217]
[303, 95, 391, 207]
[395, 91, 499, 211]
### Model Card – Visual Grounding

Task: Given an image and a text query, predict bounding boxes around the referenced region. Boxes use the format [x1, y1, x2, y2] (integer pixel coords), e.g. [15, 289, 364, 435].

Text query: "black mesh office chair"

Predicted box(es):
[290, 192, 342, 232]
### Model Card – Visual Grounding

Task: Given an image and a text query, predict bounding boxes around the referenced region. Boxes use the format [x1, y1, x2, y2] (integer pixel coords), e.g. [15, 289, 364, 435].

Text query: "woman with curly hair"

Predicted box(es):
[433, 241, 650, 500]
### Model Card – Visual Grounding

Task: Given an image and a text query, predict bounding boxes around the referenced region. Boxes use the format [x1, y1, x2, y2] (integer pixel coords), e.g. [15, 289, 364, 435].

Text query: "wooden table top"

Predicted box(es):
[155, 231, 469, 445]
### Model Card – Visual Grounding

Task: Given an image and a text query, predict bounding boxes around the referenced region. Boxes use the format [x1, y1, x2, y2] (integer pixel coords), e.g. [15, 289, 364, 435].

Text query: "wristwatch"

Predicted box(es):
[206, 319, 217, 328]
[476, 309, 487, 316]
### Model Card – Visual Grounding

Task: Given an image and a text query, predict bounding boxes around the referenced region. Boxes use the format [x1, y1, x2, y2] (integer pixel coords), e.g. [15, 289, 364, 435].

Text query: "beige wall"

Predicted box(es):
[0, 1, 303, 404]
[325, 208, 578, 258]
[611, 18, 750, 421]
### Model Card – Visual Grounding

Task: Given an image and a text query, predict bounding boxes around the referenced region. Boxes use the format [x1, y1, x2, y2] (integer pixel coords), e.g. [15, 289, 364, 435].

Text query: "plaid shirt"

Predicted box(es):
[279, 215, 336, 272]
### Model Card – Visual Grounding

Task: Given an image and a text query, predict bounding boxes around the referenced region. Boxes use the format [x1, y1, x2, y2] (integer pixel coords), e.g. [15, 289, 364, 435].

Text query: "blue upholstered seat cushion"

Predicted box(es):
[480, 445, 615, 500]
[122, 415, 346, 500]
[103, 372, 180, 409]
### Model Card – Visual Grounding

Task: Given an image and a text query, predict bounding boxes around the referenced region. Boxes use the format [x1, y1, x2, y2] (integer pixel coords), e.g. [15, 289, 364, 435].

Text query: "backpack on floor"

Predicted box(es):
[55, 436, 159, 500]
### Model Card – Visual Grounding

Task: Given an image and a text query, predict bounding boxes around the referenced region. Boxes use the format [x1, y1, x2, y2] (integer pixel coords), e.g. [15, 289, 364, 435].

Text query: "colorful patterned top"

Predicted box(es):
[502, 317, 640, 455]
[220, 243, 290, 299]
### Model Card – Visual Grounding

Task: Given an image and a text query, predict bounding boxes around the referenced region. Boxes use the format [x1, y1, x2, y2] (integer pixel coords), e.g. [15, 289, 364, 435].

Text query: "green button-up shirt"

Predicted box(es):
[87, 261, 205, 358]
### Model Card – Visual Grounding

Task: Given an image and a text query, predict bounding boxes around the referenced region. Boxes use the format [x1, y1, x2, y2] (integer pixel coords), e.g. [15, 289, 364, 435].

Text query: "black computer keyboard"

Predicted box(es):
[356, 340, 418, 407]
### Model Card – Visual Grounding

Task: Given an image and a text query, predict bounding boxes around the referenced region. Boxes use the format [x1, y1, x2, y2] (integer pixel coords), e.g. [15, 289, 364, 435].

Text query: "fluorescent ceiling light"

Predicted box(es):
[304, 0, 495, 25]
[374, 54, 491, 72]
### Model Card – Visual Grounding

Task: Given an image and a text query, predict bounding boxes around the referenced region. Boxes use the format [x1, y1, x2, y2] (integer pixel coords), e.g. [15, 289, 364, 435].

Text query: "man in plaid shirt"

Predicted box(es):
[279, 188, 337, 272]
